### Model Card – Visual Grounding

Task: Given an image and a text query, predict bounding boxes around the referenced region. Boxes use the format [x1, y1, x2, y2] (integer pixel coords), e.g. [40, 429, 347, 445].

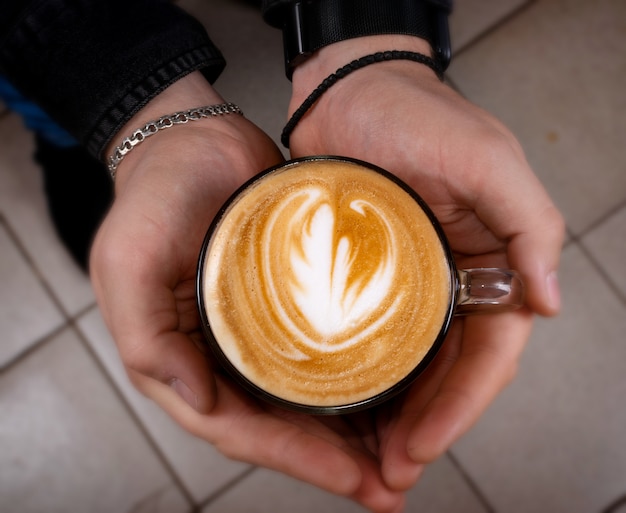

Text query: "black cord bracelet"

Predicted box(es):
[281, 50, 444, 149]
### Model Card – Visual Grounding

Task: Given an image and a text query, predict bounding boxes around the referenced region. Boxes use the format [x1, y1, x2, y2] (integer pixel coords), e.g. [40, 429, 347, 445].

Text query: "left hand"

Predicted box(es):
[89, 74, 407, 513]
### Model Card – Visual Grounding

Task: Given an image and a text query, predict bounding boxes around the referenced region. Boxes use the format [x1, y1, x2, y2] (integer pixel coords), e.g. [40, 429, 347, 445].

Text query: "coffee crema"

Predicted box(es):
[201, 158, 453, 409]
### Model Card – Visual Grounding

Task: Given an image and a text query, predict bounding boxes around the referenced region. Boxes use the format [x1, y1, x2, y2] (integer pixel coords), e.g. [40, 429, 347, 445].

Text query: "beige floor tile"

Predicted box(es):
[78, 307, 251, 503]
[450, 0, 531, 51]
[202, 454, 488, 513]
[451, 243, 626, 512]
[180, 0, 291, 153]
[203, 468, 365, 513]
[0, 113, 95, 315]
[404, 454, 490, 513]
[0, 329, 189, 513]
[447, 0, 626, 235]
[0, 223, 64, 368]
[582, 204, 626, 300]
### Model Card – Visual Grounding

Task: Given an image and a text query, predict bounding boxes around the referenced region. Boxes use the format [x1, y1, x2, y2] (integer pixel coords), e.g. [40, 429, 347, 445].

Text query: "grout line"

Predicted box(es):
[564, 201, 626, 306]
[451, 0, 538, 61]
[0, 301, 100, 374]
[0, 321, 68, 374]
[446, 451, 497, 513]
[575, 240, 626, 306]
[0, 215, 70, 374]
[445, 0, 536, 97]
[195, 466, 258, 511]
[571, 200, 626, 241]
[447, 0, 537, 103]
[0, 214, 76, 320]
[72, 316, 198, 509]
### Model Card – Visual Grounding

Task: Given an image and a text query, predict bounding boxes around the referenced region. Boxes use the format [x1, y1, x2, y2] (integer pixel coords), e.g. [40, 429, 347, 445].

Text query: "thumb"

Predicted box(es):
[90, 228, 217, 414]
[476, 160, 565, 317]
[121, 330, 217, 414]
[507, 205, 565, 317]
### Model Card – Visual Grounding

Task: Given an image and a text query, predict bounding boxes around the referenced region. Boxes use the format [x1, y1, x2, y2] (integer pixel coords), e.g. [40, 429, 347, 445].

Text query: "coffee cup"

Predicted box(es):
[197, 156, 524, 415]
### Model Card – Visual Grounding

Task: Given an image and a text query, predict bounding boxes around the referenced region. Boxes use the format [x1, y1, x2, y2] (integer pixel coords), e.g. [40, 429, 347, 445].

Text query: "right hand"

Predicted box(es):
[285, 35, 565, 495]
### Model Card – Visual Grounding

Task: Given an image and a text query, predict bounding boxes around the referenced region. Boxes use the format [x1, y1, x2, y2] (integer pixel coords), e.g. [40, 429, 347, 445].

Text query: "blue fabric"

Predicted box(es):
[0, 75, 77, 148]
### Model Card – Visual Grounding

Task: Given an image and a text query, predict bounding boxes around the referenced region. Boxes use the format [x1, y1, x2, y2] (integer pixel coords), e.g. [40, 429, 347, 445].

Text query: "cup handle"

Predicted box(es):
[455, 268, 525, 315]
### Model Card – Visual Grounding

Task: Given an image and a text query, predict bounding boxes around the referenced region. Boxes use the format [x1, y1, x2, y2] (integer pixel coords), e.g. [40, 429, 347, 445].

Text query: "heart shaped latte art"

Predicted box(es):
[262, 187, 402, 353]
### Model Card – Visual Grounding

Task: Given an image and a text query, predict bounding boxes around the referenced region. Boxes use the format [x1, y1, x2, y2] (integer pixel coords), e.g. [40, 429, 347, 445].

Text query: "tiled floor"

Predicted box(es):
[1, 0, 625, 511]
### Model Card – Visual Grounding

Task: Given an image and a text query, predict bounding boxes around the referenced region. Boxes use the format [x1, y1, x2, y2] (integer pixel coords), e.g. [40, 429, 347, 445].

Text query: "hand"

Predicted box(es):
[89, 74, 406, 512]
[287, 36, 565, 491]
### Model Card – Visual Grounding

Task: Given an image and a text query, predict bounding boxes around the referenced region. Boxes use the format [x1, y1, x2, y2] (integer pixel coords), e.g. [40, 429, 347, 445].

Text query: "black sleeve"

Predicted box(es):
[0, 0, 226, 159]
[261, 0, 454, 27]
[260, 0, 453, 78]
[261, 0, 293, 27]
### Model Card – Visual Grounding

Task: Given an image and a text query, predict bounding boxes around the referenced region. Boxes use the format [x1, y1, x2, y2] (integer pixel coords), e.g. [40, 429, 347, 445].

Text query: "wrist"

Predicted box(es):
[104, 72, 226, 183]
[294, 34, 433, 79]
[290, 35, 435, 113]
[105, 72, 224, 155]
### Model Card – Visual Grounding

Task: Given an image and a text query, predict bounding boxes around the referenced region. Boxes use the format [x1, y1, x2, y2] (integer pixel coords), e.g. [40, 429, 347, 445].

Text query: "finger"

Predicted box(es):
[341, 409, 380, 457]
[100, 281, 217, 413]
[471, 145, 565, 317]
[380, 321, 463, 491]
[123, 330, 216, 413]
[136, 372, 362, 495]
[268, 408, 406, 512]
[137, 372, 405, 512]
[406, 309, 533, 464]
[319, 413, 408, 512]
[507, 219, 564, 316]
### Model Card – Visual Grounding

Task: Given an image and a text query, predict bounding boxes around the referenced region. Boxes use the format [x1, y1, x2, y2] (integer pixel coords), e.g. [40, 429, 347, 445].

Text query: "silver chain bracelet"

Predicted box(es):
[106, 103, 243, 180]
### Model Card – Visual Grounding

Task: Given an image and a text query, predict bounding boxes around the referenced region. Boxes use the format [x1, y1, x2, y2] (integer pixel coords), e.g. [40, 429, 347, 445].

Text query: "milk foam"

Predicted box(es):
[203, 160, 452, 408]
[283, 192, 396, 343]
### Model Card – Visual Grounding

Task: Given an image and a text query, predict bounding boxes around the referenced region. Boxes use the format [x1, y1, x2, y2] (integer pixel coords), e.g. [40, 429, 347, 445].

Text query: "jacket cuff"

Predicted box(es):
[0, 0, 226, 159]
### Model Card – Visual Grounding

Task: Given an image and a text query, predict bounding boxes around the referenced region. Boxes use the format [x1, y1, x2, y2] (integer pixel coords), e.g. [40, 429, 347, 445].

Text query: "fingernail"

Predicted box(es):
[169, 378, 198, 410]
[547, 271, 561, 312]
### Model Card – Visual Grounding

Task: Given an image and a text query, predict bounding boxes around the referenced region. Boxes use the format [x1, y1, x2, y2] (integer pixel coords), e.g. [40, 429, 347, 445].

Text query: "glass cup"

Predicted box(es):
[197, 156, 524, 415]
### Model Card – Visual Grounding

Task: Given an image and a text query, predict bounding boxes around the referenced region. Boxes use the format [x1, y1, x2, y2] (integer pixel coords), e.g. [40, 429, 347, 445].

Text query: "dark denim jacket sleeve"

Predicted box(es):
[0, 0, 226, 159]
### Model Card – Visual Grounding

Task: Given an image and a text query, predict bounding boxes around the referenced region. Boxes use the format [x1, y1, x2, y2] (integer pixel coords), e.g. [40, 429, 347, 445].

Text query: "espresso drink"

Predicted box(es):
[200, 158, 453, 411]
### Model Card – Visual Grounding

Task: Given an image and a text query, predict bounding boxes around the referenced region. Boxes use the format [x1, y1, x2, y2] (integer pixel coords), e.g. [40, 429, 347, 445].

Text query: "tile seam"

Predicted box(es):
[574, 239, 626, 306]
[451, 0, 538, 60]
[446, 451, 497, 513]
[195, 466, 258, 511]
[73, 318, 199, 509]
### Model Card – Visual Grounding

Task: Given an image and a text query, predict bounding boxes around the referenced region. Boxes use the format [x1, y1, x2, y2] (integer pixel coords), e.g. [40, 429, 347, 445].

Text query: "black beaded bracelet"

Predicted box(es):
[281, 50, 444, 149]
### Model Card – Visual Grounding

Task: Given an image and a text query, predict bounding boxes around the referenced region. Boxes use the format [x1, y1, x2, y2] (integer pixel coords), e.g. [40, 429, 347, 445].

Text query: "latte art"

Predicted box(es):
[271, 189, 398, 348]
[202, 159, 452, 408]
